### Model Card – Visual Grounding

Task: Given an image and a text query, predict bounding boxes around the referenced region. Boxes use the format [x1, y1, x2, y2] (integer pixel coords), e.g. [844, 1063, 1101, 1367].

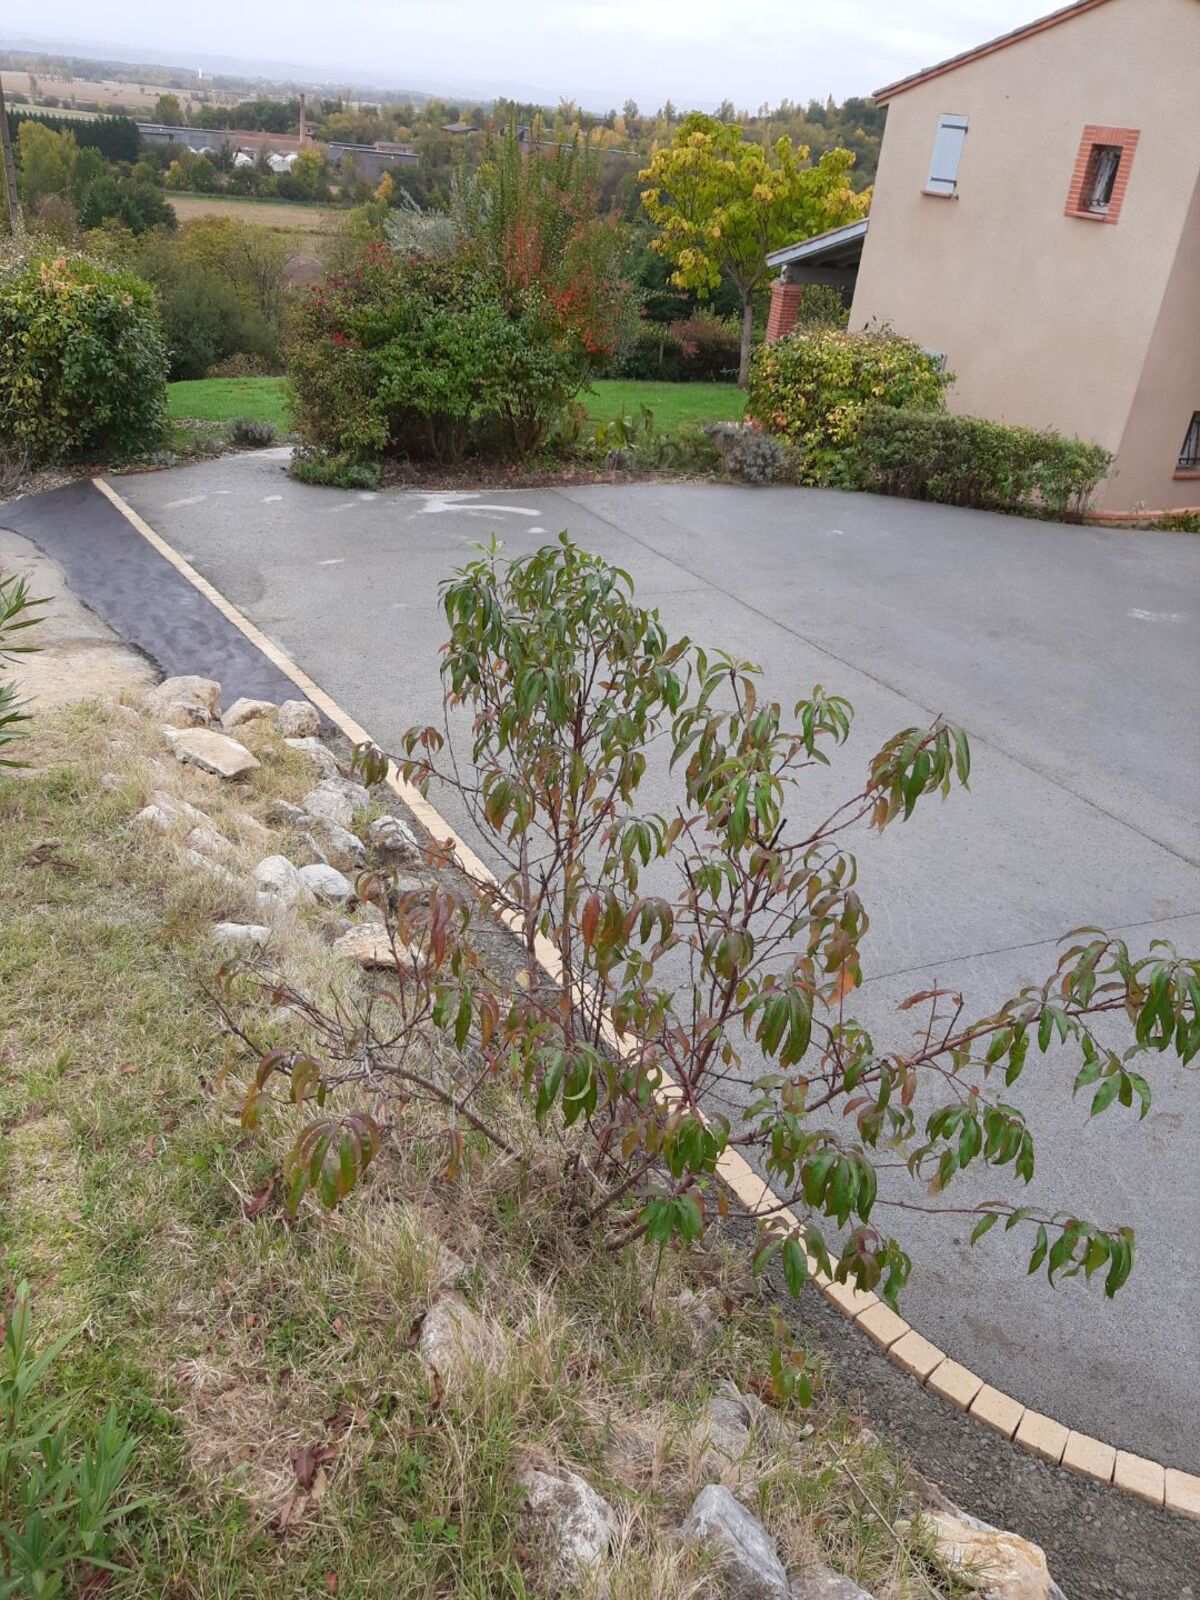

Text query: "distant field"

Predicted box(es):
[166, 376, 746, 439]
[0, 70, 203, 117]
[166, 193, 340, 233]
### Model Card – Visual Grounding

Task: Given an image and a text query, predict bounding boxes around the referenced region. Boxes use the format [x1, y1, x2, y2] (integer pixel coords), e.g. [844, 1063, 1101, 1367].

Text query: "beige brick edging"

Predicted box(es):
[93, 475, 1200, 1524]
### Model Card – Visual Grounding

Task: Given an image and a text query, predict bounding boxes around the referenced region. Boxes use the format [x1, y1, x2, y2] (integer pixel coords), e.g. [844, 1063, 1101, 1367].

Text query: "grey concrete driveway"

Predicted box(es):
[117, 453, 1200, 1469]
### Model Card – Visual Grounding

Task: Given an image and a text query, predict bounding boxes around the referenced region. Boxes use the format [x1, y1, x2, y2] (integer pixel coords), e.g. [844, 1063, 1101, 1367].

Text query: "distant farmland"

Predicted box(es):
[166, 193, 340, 234]
[0, 69, 212, 117]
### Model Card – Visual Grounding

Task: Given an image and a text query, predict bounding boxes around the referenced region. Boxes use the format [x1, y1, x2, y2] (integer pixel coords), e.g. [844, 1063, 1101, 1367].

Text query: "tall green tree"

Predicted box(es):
[640, 112, 869, 384]
[15, 120, 77, 211]
[153, 92, 184, 126]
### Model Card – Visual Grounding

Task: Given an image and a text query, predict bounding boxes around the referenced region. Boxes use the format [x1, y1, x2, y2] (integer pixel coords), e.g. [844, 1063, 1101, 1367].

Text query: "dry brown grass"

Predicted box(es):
[165, 194, 340, 235]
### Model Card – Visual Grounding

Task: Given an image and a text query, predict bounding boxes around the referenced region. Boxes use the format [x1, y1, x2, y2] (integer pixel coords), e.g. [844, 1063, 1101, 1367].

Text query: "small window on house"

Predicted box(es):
[1178, 412, 1200, 472]
[1066, 126, 1139, 223]
[926, 114, 968, 195]
[1081, 144, 1122, 213]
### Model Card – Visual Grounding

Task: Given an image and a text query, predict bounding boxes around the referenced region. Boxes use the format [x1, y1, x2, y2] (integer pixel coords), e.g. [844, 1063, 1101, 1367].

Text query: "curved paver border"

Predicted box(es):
[92, 475, 1200, 1523]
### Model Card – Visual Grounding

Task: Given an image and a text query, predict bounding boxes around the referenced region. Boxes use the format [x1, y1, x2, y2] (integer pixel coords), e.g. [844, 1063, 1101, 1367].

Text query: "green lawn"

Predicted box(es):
[167, 377, 292, 430]
[166, 376, 745, 437]
[581, 379, 746, 430]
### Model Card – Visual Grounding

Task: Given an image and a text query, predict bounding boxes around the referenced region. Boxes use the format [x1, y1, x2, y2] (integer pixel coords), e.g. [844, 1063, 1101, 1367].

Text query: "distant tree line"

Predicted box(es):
[5, 110, 140, 163]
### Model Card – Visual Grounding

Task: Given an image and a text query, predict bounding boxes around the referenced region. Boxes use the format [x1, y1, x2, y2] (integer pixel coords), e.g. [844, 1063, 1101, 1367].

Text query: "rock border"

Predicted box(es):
[93, 474, 1200, 1525]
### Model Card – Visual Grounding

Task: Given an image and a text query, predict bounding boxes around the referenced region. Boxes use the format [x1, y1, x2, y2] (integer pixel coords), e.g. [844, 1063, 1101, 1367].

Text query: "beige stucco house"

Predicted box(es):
[766, 0, 1200, 514]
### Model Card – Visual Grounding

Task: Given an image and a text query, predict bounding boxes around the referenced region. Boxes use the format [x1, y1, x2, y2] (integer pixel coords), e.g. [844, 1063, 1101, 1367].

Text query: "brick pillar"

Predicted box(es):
[766, 278, 805, 342]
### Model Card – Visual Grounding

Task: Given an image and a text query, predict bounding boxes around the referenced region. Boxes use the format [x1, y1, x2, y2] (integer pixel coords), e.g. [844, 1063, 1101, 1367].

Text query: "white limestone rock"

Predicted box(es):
[143, 675, 221, 728]
[212, 922, 271, 954]
[167, 727, 259, 781]
[925, 1510, 1063, 1600]
[283, 737, 340, 778]
[221, 697, 277, 729]
[185, 825, 232, 861]
[297, 863, 354, 903]
[275, 700, 321, 738]
[416, 1295, 494, 1391]
[331, 924, 418, 968]
[254, 854, 313, 915]
[135, 789, 213, 832]
[369, 814, 420, 858]
[520, 1464, 617, 1583]
[300, 782, 354, 829]
[307, 815, 367, 871]
[678, 1485, 790, 1600]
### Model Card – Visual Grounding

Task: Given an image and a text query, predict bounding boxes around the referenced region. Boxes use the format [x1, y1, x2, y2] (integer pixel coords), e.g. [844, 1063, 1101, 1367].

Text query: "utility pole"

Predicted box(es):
[0, 71, 23, 237]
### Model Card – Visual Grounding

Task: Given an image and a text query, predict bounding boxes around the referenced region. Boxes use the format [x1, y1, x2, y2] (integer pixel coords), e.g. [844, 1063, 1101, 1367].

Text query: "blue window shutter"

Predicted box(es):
[927, 114, 968, 194]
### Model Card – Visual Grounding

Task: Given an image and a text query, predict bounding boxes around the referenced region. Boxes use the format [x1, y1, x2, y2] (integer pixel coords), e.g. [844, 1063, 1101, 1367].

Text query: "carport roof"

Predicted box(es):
[766, 218, 868, 271]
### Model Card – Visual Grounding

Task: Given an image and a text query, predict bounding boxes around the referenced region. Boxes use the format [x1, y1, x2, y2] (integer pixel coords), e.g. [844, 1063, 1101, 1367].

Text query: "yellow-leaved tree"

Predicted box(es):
[639, 113, 870, 385]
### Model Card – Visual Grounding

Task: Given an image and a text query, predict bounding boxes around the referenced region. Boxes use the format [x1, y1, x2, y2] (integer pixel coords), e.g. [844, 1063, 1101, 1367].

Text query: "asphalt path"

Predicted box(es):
[114, 453, 1200, 1470]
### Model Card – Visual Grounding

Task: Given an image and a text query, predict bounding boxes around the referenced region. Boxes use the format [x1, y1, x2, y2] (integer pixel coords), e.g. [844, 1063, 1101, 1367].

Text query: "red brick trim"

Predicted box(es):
[1174, 471, 1200, 482]
[875, 0, 1112, 103]
[766, 279, 806, 342]
[1065, 126, 1140, 224]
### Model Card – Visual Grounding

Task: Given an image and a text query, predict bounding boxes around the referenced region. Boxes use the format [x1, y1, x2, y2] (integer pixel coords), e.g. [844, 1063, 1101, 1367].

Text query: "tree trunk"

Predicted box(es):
[737, 294, 754, 389]
[0, 75, 24, 237]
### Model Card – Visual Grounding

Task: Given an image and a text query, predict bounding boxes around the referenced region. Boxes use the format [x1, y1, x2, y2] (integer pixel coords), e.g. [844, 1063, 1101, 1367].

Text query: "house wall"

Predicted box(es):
[849, 0, 1200, 511]
[1111, 177, 1200, 510]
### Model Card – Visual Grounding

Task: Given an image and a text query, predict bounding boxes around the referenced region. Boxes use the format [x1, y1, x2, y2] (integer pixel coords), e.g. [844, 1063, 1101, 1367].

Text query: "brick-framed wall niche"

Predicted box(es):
[1065, 125, 1140, 224]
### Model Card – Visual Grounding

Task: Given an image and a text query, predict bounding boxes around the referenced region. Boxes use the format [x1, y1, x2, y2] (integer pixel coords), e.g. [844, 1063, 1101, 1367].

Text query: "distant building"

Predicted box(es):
[441, 121, 473, 135]
[326, 141, 419, 183]
[137, 123, 302, 157]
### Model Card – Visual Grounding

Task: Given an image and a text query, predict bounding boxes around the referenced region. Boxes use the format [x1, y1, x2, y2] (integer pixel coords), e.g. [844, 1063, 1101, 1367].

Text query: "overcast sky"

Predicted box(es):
[18, 1, 1053, 108]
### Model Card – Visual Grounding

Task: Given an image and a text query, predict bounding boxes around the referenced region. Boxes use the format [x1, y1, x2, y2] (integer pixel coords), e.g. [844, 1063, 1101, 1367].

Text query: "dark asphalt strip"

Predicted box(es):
[0, 480, 302, 712]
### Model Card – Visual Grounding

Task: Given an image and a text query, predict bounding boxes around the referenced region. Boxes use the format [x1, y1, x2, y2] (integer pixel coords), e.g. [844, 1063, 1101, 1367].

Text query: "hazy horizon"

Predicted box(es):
[7, 2, 1058, 110]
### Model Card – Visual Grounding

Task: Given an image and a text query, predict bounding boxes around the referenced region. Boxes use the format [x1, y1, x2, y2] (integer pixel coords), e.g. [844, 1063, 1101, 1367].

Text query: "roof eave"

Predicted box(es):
[873, 0, 1113, 103]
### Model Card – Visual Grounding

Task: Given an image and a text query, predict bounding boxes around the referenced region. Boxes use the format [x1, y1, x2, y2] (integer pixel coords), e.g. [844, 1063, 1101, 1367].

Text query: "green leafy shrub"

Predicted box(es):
[748, 325, 949, 484]
[1155, 510, 1200, 533]
[288, 446, 382, 490]
[135, 219, 289, 379]
[287, 250, 594, 467]
[225, 416, 278, 449]
[0, 252, 167, 466]
[793, 282, 850, 329]
[151, 270, 276, 381]
[0, 1281, 141, 1596]
[852, 406, 1113, 520]
[618, 322, 688, 381]
[77, 175, 176, 236]
[618, 311, 740, 382]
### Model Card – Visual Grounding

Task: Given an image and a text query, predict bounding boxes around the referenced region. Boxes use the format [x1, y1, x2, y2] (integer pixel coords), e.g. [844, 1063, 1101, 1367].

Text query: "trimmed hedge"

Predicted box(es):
[852, 406, 1113, 520]
[618, 311, 741, 383]
[748, 326, 949, 484]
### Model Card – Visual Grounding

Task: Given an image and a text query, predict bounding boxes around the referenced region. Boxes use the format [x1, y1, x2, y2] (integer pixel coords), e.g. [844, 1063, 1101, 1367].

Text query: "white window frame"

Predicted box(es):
[926, 114, 968, 195]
